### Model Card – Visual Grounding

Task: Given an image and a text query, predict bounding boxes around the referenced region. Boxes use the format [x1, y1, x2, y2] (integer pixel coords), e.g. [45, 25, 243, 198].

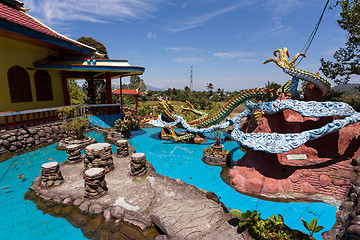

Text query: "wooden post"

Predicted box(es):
[105, 72, 112, 104]
[135, 95, 138, 111]
[61, 71, 70, 106]
[120, 77, 123, 116]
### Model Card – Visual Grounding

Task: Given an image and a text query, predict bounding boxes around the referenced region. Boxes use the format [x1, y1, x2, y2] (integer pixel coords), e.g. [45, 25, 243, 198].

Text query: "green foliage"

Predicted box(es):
[210, 130, 223, 146]
[320, 0, 360, 85]
[69, 80, 86, 105]
[123, 76, 147, 92]
[301, 218, 324, 237]
[230, 209, 312, 239]
[323, 90, 345, 102]
[114, 111, 140, 138]
[346, 97, 360, 111]
[77, 36, 109, 59]
[57, 106, 89, 140]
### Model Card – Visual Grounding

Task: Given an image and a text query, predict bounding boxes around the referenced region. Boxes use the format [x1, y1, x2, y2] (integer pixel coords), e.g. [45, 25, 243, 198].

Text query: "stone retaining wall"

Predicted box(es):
[322, 155, 360, 240]
[0, 122, 68, 158]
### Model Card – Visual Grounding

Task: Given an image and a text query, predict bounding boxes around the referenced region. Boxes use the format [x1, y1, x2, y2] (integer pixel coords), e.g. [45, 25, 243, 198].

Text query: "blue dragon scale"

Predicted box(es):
[150, 48, 360, 153]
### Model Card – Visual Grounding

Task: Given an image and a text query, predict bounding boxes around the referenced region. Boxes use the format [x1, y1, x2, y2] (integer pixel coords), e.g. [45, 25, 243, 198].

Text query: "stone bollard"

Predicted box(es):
[84, 168, 107, 199]
[116, 140, 129, 157]
[130, 153, 147, 176]
[84, 143, 114, 173]
[65, 144, 82, 164]
[40, 162, 63, 187]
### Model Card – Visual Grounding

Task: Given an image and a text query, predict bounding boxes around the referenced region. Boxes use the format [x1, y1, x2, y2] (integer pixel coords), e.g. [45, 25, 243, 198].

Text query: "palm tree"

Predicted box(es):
[206, 82, 214, 91]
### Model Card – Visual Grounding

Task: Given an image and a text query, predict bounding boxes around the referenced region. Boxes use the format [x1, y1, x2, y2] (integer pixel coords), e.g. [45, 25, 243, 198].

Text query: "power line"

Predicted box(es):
[296, 0, 330, 66]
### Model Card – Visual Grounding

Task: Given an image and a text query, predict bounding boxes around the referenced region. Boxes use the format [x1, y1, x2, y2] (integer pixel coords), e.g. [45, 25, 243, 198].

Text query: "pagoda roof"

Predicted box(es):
[112, 89, 146, 96]
[0, 0, 95, 56]
[34, 58, 145, 79]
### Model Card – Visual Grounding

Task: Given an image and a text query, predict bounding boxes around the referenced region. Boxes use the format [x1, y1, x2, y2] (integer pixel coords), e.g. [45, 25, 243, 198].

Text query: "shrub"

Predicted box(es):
[114, 111, 140, 137]
[57, 106, 90, 140]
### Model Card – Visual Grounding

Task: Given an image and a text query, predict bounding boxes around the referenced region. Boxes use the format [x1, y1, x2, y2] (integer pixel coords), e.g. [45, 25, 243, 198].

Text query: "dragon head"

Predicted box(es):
[158, 98, 175, 113]
[263, 47, 306, 69]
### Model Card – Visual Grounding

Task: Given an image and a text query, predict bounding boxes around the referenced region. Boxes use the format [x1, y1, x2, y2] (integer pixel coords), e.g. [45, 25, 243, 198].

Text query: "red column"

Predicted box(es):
[105, 72, 112, 104]
[120, 77, 123, 115]
[135, 95, 138, 111]
[61, 71, 70, 106]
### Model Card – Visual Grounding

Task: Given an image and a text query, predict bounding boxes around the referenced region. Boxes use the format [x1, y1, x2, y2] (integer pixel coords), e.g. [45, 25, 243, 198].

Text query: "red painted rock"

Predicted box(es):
[232, 175, 245, 188]
[280, 180, 292, 193]
[289, 174, 300, 183]
[320, 175, 331, 187]
[244, 178, 264, 194]
[228, 94, 360, 202]
[300, 171, 312, 178]
[301, 182, 317, 194]
[262, 178, 280, 193]
[332, 178, 346, 186]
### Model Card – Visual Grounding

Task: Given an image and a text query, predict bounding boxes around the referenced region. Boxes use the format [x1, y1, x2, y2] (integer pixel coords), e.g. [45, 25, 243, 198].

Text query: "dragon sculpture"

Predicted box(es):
[150, 48, 360, 152]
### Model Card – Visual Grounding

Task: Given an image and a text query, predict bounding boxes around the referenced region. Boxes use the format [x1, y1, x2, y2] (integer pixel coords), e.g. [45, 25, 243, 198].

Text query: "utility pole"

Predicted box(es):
[190, 66, 193, 92]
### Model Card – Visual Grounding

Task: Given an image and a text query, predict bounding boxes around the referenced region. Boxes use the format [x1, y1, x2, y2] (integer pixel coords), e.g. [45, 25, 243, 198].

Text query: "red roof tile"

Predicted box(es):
[0, 2, 94, 51]
[113, 89, 145, 95]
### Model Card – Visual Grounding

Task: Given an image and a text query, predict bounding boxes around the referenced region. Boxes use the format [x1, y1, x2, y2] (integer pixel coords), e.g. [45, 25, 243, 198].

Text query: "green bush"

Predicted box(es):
[57, 106, 90, 140]
[230, 209, 312, 239]
[114, 111, 140, 138]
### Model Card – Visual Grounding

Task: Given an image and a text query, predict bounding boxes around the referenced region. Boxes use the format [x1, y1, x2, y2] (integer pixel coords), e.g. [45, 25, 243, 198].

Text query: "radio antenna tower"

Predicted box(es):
[190, 66, 193, 91]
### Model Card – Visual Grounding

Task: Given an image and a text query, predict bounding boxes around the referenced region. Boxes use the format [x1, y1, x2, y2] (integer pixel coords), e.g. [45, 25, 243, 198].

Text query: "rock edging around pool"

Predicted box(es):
[26, 144, 253, 240]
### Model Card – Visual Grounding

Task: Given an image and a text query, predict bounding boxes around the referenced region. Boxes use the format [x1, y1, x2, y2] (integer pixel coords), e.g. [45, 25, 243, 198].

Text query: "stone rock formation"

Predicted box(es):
[65, 144, 82, 164]
[229, 99, 360, 204]
[84, 143, 114, 172]
[40, 162, 63, 187]
[83, 167, 108, 199]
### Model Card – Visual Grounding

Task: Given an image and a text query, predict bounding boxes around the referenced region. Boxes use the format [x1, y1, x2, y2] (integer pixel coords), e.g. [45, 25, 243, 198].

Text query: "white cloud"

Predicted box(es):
[165, 47, 202, 52]
[168, 1, 255, 32]
[23, 0, 164, 25]
[147, 32, 157, 39]
[212, 51, 254, 58]
[175, 57, 208, 64]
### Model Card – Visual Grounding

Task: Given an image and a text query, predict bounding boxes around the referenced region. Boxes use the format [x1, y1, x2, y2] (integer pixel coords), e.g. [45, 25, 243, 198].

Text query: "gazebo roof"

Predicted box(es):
[112, 84, 146, 96]
[34, 58, 145, 79]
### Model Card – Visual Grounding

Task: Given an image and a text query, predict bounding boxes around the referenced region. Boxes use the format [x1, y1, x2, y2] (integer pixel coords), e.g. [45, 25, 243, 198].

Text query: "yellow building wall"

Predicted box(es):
[0, 36, 65, 112]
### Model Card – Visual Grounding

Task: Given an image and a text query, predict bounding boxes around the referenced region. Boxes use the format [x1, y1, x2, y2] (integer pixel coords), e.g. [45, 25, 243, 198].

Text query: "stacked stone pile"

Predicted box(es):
[84, 143, 114, 172]
[0, 122, 67, 156]
[40, 162, 63, 187]
[130, 153, 147, 176]
[116, 139, 129, 157]
[65, 144, 82, 164]
[83, 167, 108, 199]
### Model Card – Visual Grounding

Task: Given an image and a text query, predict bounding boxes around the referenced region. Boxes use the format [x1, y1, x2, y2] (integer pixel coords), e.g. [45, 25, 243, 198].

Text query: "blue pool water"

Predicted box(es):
[0, 129, 336, 239]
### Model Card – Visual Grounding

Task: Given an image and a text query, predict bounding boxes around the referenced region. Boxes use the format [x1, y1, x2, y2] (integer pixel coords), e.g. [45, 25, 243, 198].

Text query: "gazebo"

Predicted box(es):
[112, 84, 146, 110]
[34, 58, 145, 106]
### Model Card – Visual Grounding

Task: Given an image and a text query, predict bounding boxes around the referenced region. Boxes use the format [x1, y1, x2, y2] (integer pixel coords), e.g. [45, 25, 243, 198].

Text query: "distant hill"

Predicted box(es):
[112, 84, 165, 91]
[332, 83, 360, 95]
[147, 85, 165, 91]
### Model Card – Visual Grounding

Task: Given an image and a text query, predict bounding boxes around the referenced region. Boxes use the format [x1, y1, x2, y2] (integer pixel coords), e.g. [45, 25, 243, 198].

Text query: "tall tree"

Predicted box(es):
[206, 82, 214, 91]
[126, 75, 147, 92]
[77, 36, 109, 59]
[320, 0, 360, 85]
[77, 36, 109, 103]
[69, 80, 86, 105]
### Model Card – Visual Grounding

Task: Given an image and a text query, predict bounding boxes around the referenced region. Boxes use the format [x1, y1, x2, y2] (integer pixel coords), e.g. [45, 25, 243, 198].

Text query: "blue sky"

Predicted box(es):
[23, 0, 359, 91]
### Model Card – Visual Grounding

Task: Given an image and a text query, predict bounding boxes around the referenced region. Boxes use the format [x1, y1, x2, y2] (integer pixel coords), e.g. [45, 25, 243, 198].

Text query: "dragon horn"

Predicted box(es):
[273, 49, 281, 57]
